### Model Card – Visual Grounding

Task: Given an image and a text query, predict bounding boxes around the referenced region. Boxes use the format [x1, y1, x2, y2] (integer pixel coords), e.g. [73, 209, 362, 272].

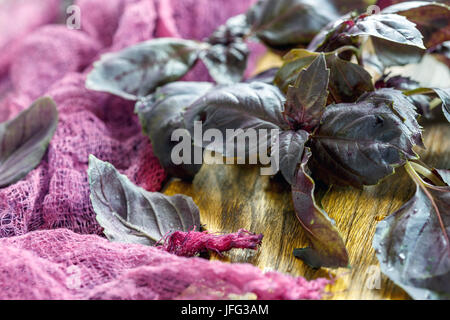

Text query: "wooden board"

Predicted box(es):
[163, 54, 450, 300]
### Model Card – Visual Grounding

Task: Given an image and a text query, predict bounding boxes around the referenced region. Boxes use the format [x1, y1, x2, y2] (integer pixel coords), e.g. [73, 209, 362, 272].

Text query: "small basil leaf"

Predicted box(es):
[0, 97, 58, 188]
[278, 130, 309, 185]
[325, 52, 374, 103]
[201, 41, 248, 85]
[86, 38, 202, 100]
[284, 54, 329, 130]
[201, 14, 250, 84]
[276, 49, 374, 104]
[292, 149, 349, 268]
[136, 82, 214, 180]
[88, 155, 201, 245]
[246, 0, 340, 49]
[382, 1, 450, 48]
[373, 166, 450, 300]
[311, 89, 421, 188]
[274, 49, 320, 93]
[185, 82, 287, 157]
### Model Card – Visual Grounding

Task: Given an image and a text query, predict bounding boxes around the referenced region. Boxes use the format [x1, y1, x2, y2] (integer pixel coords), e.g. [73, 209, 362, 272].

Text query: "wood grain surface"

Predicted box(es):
[163, 53, 450, 300]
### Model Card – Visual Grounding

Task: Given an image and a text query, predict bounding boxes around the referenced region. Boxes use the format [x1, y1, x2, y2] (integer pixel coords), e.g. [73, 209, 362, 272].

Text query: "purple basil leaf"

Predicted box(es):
[201, 14, 250, 84]
[274, 49, 320, 93]
[325, 52, 374, 103]
[246, 0, 373, 50]
[373, 168, 450, 300]
[292, 149, 349, 268]
[88, 155, 201, 245]
[310, 88, 422, 188]
[135, 82, 214, 180]
[0, 97, 58, 188]
[278, 130, 309, 185]
[246, 0, 340, 49]
[382, 1, 450, 48]
[284, 54, 330, 130]
[184, 82, 287, 157]
[86, 38, 202, 100]
[275, 49, 374, 103]
[200, 41, 248, 85]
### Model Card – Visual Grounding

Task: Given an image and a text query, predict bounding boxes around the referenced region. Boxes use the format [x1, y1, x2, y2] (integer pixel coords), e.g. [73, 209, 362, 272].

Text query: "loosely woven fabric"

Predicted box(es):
[0, 229, 330, 300]
[0, 0, 329, 300]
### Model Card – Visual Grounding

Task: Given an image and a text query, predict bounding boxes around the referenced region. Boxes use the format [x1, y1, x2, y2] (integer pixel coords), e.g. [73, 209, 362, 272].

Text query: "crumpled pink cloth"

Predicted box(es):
[0, 0, 328, 300]
[0, 229, 330, 300]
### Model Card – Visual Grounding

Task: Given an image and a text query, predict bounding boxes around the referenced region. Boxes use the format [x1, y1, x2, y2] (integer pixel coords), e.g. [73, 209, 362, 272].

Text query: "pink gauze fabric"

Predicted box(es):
[0, 0, 330, 300]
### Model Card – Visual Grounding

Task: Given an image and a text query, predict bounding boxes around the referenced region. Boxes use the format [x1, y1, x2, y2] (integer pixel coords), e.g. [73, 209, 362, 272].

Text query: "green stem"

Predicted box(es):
[331, 45, 360, 56]
[409, 161, 445, 186]
[429, 97, 442, 111]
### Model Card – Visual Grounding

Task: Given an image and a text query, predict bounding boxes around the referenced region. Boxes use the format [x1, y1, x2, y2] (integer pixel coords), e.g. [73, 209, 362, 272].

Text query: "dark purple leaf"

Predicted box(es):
[86, 38, 202, 100]
[284, 54, 330, 130]
[0, 97, 58, 188]
[246, 0, 340, 49]
[292, 149, 349, 268]
[310, 89, 422, 187]
[136, 82, 213, 180]
[246, 0, 374, 50]
[201, 15, 250, 84]
[373, 165, 450, 300]
[278, 130, 309, 185]
[325, 52, 374, 103]
[201, 42, 248, 85]
[184, 82, 287, 157]
[382, 1, 450, 48]
[88, 155, 201, 245]
[274, 49, 320, 93]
